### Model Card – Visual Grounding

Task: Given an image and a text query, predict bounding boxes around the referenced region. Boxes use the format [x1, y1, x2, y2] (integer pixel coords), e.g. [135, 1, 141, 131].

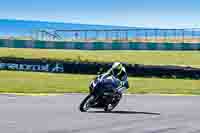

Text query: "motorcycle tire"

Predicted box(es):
[79, 94, 94, 112]
[104, 98, 121, 112]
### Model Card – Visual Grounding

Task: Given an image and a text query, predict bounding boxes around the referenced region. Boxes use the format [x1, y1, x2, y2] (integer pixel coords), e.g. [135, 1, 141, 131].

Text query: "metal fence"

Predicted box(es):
[32, 28, 200, 43]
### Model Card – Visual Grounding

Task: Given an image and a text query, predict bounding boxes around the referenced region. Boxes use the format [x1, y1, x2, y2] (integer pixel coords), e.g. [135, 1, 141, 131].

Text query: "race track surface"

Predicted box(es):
[0, 94, 200, 133]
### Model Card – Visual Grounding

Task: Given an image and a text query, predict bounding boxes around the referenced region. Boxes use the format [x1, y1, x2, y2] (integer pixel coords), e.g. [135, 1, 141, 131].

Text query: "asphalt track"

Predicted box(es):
[0, 94, 200, 133]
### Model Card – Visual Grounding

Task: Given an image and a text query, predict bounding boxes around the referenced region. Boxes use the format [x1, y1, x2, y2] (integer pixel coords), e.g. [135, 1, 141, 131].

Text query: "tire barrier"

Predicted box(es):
[0, 57, 200, 79]
[1, 39, 200, 50]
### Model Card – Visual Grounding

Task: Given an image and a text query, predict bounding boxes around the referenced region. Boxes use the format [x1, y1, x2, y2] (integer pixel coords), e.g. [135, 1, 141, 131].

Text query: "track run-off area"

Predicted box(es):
[0, 94, 200, 133]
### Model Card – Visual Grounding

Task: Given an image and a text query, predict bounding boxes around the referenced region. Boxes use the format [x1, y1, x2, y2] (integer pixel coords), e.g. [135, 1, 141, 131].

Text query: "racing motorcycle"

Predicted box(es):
[79, 74, 122, 112]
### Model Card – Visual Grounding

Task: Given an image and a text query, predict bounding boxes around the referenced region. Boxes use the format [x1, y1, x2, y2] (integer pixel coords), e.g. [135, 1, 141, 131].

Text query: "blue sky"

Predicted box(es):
[0, 0, 200, 28]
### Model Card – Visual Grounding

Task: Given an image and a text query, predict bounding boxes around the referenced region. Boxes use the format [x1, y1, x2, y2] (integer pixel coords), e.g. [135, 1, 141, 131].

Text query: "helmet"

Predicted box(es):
[111, 62, 123, 77]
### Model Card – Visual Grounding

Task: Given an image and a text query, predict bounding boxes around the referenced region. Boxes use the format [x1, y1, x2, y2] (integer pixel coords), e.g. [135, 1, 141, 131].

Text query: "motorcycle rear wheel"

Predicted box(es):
[104, 96, 121, 112]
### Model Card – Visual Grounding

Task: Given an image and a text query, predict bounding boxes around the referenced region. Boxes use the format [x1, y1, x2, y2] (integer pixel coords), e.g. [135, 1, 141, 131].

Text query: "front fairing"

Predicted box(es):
[89, 77, 101, 93]
[89, 75, 120, 94]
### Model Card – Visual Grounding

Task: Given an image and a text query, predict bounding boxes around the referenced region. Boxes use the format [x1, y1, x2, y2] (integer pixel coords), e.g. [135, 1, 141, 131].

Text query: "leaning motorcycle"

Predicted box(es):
[79, 74, 122, 112]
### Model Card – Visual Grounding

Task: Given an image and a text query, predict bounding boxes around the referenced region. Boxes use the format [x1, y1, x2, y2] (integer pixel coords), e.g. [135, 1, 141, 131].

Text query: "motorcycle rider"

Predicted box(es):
[100, 62, 129, 94]
[80, 62, 129, 112]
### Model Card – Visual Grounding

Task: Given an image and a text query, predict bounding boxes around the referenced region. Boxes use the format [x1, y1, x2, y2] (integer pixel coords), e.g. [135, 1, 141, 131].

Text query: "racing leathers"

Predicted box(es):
[100, 66, 129, 94]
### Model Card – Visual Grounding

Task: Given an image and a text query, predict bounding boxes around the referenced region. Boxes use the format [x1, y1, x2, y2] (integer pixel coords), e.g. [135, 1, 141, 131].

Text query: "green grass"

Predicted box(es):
[0, 71, 200, 95]
[0, 48, 200, 68]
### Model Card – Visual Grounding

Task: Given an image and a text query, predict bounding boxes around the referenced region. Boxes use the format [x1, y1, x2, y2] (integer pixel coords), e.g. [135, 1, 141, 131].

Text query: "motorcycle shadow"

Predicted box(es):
[88, 110, 160, 115]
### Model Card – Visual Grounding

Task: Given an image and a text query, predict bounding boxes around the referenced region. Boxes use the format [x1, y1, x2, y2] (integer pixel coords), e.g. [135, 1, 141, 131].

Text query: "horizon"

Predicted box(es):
[0, 18, 133, 28]
[1, 18, 200, 30]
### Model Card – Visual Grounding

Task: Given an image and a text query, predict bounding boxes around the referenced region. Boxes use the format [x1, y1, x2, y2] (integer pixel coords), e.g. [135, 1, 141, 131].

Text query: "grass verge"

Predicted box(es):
[0, 71, 199, 95]
[0, 48, 200, 68]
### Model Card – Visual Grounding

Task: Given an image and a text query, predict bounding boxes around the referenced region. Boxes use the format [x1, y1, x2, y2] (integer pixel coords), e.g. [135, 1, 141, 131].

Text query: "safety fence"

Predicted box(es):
[0, 39, 200, 50]
[33, 28, 200, 44]
[1, 57, 200, 79]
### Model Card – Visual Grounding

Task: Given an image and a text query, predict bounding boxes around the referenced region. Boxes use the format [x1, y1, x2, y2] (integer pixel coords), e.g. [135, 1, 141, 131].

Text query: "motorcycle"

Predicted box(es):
[79, 74, 122, 112]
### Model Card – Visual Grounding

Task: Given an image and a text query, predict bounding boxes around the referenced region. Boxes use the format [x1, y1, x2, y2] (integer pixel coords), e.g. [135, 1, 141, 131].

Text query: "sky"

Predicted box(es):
[0, 0, 200, 28]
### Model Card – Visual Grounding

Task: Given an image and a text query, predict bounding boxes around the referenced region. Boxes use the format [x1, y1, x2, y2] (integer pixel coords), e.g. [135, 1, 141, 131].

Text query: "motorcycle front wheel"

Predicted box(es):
[79, 94, 95, 112]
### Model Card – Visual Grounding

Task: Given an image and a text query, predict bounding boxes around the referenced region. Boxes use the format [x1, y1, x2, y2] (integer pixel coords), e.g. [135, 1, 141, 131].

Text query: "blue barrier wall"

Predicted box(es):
[0, 39, 200, 50]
